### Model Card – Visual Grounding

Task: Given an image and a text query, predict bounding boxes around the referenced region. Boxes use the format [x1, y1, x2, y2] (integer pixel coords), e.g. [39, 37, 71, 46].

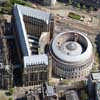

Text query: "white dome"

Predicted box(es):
[51, 31, 93, 63]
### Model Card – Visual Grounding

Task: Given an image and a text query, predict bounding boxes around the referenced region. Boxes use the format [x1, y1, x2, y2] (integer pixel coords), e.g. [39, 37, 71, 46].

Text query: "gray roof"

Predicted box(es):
[92, 73, 100, 80]
[24, 54, 48, 67]
[14, 4, 50, 24]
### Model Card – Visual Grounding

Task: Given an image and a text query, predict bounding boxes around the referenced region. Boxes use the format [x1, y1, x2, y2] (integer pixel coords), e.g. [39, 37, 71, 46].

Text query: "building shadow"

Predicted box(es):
[95, 33, 100, 68]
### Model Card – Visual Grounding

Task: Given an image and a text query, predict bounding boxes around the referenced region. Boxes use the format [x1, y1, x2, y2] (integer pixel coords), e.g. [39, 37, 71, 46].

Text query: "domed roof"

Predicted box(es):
[61, 41, 82, 56]
[51, 31, 93, 63]
[66, 42, 77, 50]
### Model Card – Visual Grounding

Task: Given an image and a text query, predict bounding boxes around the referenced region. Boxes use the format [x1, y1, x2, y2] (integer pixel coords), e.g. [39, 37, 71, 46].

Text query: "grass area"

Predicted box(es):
[0, 0, 32, 14]
[68, 12, 81, 20]
[9, 88, 14, 96]
[0, 90, 14, 100]
[9, 0, 32, 7]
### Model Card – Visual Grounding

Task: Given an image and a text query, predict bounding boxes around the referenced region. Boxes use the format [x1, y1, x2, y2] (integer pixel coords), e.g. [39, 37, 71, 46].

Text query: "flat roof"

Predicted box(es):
[92, 73, 100, 80]
[15, 4, 50, 24]
[24, 54, 48, 67]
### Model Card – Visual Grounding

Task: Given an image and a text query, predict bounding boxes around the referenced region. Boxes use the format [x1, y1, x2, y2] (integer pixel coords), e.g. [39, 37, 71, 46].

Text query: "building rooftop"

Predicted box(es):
[15, 4, 50, 24]
[24, 54, 48, 67]
[13, 4, 51, 56]
[91, 72, 100, 81]
[51, 31, 93, 63]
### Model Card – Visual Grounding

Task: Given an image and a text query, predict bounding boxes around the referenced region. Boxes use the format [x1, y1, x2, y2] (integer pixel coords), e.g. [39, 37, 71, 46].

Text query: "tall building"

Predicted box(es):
[0, 65, 13, 89]
[0, 23, 13, 89]
[13, 4, 54, 57]
[13, 4, 54, 86]
[50, 30, 94, 80]
[23, 54, 48, 86]
[88, 72, 100, 98]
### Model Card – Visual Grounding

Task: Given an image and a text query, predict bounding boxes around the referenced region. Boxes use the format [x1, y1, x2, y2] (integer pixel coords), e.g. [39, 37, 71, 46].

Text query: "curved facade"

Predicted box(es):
[50, 31, 94, 80]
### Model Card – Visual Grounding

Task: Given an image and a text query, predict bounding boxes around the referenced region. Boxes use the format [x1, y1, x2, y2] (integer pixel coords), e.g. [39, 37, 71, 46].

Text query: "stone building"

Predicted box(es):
[88, 72, 100, 98]
[23, 54, 48, 86]
[50, 30, 94, 80]
[0, 65, 13, 89]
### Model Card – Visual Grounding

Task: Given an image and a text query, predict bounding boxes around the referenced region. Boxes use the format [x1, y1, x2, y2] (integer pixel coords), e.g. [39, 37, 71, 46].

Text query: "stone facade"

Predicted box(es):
[23, 64, 48, 86]
[50, 31, 94, 80]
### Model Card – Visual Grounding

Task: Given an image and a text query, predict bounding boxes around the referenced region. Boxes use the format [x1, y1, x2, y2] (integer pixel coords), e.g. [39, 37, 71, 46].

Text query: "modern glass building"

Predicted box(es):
[13, 4, 54, 86]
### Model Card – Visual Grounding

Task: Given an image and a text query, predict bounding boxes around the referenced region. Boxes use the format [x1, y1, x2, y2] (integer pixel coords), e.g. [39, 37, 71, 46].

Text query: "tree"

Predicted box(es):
[89, 6, 94, 11]
[9, 88, 14, 95]
[83, 5, 86, 9]
[68, 0, 72, 5]
[77, 3, 81, 8]
[8, 97, 13, 100]
[3, 0, 12, 7]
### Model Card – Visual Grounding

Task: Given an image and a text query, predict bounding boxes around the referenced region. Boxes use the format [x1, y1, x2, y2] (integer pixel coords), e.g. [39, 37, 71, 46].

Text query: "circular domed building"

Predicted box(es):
[50, 31, 94, 80]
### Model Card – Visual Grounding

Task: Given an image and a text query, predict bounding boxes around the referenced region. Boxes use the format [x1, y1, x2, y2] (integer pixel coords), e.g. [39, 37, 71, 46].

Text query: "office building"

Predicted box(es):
[13, 4, 54, 86]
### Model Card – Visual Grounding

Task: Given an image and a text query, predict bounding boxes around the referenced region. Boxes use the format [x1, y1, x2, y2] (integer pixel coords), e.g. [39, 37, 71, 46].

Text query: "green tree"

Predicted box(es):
[8, 97, 13, 100]
[83, 5, 86, 9]
[9, 88, 14, 95]
[68, 0, 72, 5]
[9, 0, 30, 6]
[77, 3, 81, 8]
[3, 0, 12, 7]
[89, 6, 94, 11]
